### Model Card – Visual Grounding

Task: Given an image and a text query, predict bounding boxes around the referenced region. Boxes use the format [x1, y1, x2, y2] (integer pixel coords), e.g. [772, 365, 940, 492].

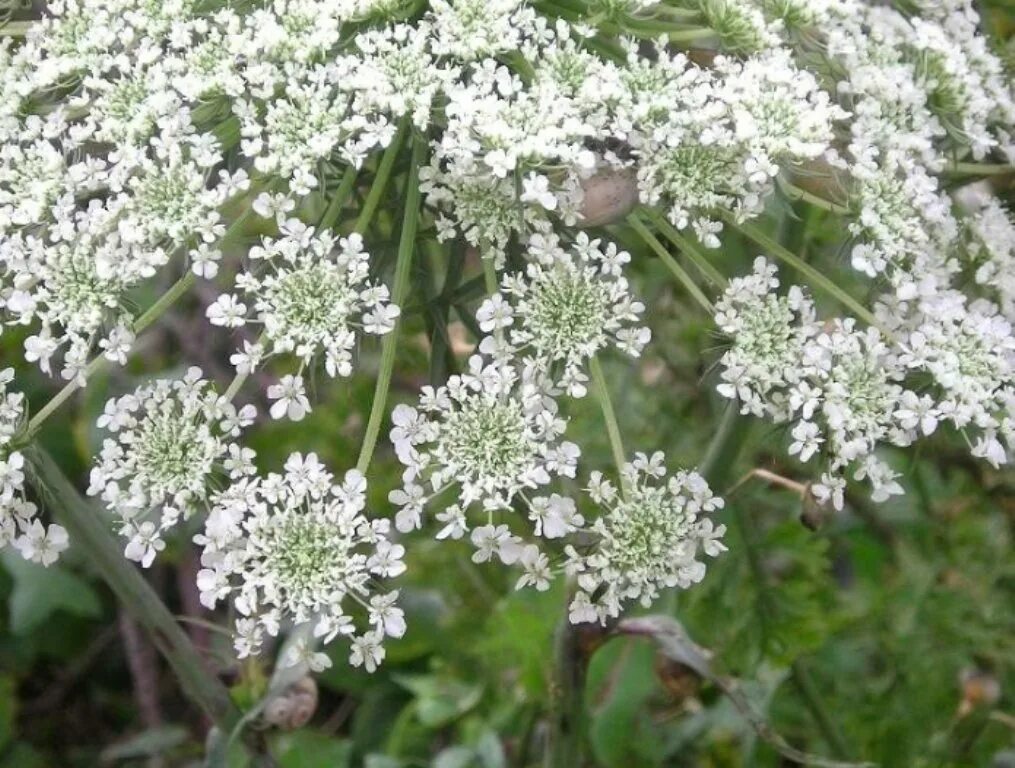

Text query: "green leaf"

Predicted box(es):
[392, 674, 483, 728]
[100, 725, 190, 761]
[1, 552, 101, 635]
[586, 638, 665, 768]
[274, 731, 352, 768]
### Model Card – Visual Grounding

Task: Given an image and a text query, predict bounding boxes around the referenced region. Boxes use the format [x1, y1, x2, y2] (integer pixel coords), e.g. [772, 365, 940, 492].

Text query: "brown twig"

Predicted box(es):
[617, 616, 877, 768]
[119, 610, 164, 729]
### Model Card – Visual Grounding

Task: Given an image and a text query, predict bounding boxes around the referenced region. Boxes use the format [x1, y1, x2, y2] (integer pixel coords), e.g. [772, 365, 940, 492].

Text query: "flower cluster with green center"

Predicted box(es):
[718, 262, 932, 508]
[195, 452, 405, 669]
[714, 257, 818, 419]
[208, 225, 399, 382]
[477, 233, 649, 397]
[88, 368, 256, 567]
[388, 354, 579, 536]
[564, 452, 726, 624]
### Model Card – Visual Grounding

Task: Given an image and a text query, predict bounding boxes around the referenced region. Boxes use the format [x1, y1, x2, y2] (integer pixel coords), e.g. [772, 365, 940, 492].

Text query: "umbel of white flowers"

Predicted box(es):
[195, 453, 406, 670]
[0, 0, 1012, 673]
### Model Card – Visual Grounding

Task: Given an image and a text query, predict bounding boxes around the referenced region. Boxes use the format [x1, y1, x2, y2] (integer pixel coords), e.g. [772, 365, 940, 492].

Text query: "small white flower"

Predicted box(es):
[207, 294, 248, 328]
[268, 375, 311, 421]
[349, 632, 385, 672]
[520, 173, 558, 210]
[13, 521, 69, 567]
[470, 524, 523, 564]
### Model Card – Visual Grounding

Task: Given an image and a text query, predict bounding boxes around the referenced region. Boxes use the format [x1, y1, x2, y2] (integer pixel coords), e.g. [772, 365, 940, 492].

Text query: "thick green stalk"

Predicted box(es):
[355, 134, 425, 475]
[627, 213, 714, 313]
[640, 208, 728, 288]
[722, 213, 882, 331]
[543, 597, 589, 768]
[354, 122, 408, 233]
[943, 161, 1014, 177]
[24, 446, 242, 732]
[318, 164, 359, 230]
[589, 356, 626, 486]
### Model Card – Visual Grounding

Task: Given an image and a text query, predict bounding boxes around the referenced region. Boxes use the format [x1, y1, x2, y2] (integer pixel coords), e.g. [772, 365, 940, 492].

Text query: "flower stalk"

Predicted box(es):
[627, 213, 714, 313]
[356, 133, 426, 475]
[23, 445, 243, 733]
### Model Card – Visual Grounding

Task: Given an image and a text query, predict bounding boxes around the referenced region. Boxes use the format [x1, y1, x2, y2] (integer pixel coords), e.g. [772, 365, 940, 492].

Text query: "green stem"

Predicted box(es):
[543, 592, 588, 768]
[722, 213, 883, 332]
[640, 207, 727, 288]
[24, 272, 197, 438]
[627, 213, 714, 313]
[943, 161, 1014, 177]
[0, 20, 31, 36]
[318, 164, 359, 230]
[698, 403, 747, 489]
[790, 659, 854, 761]
[646, 26, 715, 42]
[778, 178, 851, 216]
[24, 446, 243, 734]
[354, 122, 408, 233]
[589, 356, 626, 485]
[355, 134, 424, 475]
[482, 254, 499, 295]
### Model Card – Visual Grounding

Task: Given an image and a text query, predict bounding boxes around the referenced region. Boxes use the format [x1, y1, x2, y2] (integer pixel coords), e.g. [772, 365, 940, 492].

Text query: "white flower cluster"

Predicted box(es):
[716, 258, 1015, 508]
[878, 289, 1015, 472]
[389, 365, 727, 623]
[2, 0, 1011, 656]
[566, 452, 725, 624]
[208, 222, 399, 381]
[390, 240, 723, 622]
[0, 369, 68, 566]
[421, 19, 845, 256]
[477, 233, 649, 396]
[818, 0, 1015, 296]
[389, 354, 580, 534]
[0, 0, 410, 383]
[88, 368, 256, 567]
[716, 260, 913, 506]
[632, 47, 846, 246]
[195, 452, 405, 670]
